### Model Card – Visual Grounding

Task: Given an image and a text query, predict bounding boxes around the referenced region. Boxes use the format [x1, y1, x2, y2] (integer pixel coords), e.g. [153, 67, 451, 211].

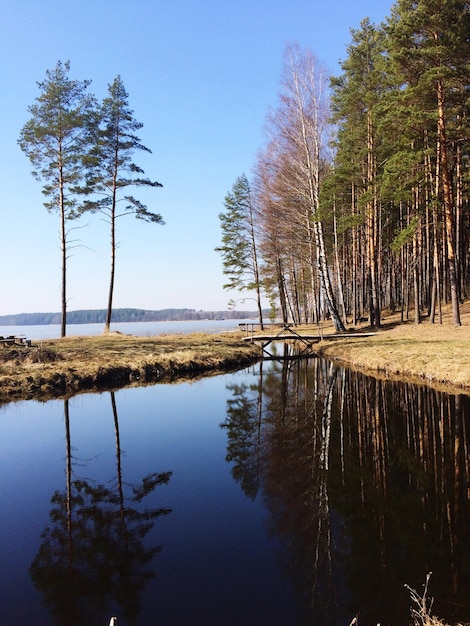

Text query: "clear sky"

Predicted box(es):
[0, 0, 393, 316]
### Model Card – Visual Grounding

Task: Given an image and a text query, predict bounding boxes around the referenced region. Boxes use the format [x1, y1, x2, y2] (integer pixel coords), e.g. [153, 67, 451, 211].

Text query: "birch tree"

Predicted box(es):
[264, 44, 345, 331]
[253, 146, 292, 323]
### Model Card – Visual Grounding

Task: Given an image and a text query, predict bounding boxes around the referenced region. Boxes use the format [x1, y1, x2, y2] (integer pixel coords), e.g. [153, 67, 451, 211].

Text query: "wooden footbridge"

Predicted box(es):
[240, 322, 373, 359]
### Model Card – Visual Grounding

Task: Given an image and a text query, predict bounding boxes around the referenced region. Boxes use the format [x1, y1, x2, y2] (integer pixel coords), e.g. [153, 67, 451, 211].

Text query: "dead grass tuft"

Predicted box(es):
[405, 573, 465, 626]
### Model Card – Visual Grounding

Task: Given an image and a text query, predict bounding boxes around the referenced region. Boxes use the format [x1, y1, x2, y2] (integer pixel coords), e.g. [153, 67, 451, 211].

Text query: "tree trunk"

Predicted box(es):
[314, 221, 346, 332]
[333, 200, 347, 326]
[247, 186, 264, 329]
[352, 187, 358, 326]
[366, 110, 380, 329]
[105, 187, 117, 333]
[277, 256, 289, 323]
[413, 226, 421, 324]
[251, 231, 264, 330]
[59, 162, 67, 338]
[437, 78, 461, 326]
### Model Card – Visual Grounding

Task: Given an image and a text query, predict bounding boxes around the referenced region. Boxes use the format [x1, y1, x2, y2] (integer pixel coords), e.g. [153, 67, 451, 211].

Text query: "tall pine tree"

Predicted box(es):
[18, 61, 95, 337]
[330, 19, 391, 328]
[81, 76, 163, 333]
[387, 0, 470, 326]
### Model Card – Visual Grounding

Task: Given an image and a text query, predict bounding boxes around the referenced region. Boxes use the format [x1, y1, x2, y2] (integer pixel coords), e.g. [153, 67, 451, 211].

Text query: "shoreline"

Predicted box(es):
[1, 305, 470, 403]
[0, 332, 261, 404]
[314, 315, 470, 395]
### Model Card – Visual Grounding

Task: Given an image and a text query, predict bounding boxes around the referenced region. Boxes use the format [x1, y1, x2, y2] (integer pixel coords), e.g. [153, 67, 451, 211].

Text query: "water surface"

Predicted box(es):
[0, 318, 254, 340]
[0, 358, 469, 625]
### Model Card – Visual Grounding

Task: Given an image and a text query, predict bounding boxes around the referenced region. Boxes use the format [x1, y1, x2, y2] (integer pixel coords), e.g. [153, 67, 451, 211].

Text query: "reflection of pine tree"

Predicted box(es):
[332, 372, 470, 624]
[221, 374, 264, 500]
[30, 395, 172, 626]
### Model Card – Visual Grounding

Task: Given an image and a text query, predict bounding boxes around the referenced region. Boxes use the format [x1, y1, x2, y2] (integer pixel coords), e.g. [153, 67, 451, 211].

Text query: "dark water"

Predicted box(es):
[0, 357, 469, 625]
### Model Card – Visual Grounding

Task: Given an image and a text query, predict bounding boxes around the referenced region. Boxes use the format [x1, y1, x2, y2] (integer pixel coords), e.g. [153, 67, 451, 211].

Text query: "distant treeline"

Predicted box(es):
[0, 308, 262, 326]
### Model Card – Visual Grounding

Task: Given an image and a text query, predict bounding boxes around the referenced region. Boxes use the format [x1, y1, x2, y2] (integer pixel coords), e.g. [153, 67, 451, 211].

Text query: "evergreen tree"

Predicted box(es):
[387, 0, 470, 326]
[18, 61, 96, 337]
[216, 174, 264, 326]
[330, 19, 391, 328]
[81, 76, 164, 333]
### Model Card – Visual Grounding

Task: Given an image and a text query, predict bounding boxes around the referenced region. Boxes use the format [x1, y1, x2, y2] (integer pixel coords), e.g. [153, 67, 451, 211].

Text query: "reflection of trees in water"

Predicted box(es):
[30, 393, 172, 626]
[260, 359, 346, 625]
[341, 373, 470, 624]
[222, 358, 470, 625]
[221, 362, 265, 499]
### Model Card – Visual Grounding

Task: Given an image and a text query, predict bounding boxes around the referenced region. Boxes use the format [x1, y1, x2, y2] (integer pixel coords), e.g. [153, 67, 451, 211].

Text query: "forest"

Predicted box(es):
[0, 308, 261, 327]
[217, 0, 470, 330]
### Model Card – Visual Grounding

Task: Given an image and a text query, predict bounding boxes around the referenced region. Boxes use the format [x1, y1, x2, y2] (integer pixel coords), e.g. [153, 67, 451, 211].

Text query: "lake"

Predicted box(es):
[0, 318, 254, 340]
[0, 356, 469, 625]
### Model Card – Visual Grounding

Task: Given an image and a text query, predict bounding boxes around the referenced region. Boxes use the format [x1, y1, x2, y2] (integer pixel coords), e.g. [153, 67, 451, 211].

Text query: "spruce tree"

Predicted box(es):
[216, 175, 264, 326]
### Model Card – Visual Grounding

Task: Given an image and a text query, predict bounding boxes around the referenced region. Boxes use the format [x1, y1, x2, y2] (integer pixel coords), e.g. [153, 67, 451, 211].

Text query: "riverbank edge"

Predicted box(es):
[0, 334, 262, 404]
[2, 315, 470, 403]
[313, 327, 470, 395]
[315, 343, 467, 394]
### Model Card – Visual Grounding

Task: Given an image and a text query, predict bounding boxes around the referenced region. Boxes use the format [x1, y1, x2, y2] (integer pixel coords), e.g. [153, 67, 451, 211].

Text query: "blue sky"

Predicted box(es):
[0, 0, 393, 316]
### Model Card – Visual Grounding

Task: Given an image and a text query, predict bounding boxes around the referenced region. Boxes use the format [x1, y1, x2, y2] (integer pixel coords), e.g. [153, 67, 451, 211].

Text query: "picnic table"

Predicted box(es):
[0, 335, 32, 347]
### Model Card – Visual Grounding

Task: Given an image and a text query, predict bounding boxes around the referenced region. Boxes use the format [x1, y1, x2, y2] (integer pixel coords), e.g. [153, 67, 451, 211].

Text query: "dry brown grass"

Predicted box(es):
[314, 301, 470, 394]
[406, 573, 466, 626]
[0, 331, 259, 403]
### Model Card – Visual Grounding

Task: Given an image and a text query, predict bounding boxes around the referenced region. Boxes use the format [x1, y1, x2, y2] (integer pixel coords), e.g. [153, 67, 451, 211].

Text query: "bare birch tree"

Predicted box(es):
[261, 44, 345, 331]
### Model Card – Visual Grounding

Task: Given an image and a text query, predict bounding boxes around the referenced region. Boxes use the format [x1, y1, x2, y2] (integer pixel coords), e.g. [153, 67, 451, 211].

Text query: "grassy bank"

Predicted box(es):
[0, 331, 260, 403]
[314, 302, 470, 394]
[2, 301, 470, 404]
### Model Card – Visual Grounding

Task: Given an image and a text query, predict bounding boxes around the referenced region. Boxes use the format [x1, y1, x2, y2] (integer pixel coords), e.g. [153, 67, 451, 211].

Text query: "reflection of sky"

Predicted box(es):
[0, 399, 65, 623]
[0, 365, 299, 625]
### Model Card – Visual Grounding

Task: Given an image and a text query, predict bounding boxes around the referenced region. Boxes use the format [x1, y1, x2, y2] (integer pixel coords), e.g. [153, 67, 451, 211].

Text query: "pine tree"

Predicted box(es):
[81, 76, 163, 333]
[18, 61, 95, 337]
[387, 0, 470, 326]
[216, 175, 264, 326]
[330, 19, 391, 328]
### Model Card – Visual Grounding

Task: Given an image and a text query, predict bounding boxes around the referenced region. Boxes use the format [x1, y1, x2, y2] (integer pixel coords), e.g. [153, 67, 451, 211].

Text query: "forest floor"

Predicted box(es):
[1, 300, 470, 404]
